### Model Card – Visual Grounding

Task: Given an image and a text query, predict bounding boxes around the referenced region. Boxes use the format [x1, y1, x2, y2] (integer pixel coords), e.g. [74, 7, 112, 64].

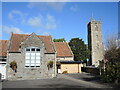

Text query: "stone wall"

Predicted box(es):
[88, 20, 104, 67]
[6, 53, 56, 80]
[6, 33, 56, 80]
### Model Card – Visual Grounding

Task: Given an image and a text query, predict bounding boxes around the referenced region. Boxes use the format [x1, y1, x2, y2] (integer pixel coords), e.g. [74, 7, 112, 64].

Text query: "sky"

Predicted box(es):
[2, 2, 118, 44]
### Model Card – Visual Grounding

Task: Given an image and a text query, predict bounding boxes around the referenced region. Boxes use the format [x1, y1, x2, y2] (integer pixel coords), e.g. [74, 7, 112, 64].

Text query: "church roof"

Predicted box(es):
[9, 33, 55, 53]
[0, 40, 9, 56]
[0, 33, 73, 57]
[54, 42, 73, 57]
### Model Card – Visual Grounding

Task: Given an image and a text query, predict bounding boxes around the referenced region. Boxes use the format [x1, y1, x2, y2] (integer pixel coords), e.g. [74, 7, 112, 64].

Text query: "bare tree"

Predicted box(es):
[105, 35, 118, 50]
[101, 34, 120, 83]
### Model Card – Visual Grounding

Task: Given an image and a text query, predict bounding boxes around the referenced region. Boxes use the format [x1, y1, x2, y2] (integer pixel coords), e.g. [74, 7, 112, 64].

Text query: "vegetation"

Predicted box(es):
[62, 71, 68, 74]
[56, 61, 61, 66]
[47, 61, 53, 70]
[56, 61, 61, 69]
[69, 38, 90, 62]
[53, 38, 66, 42]
[10, 61, 17, 73]
[101, 36, 120, 83]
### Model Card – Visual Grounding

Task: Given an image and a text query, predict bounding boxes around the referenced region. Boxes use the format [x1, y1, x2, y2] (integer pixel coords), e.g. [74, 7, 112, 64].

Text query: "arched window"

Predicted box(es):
[25, 47, 40, 67]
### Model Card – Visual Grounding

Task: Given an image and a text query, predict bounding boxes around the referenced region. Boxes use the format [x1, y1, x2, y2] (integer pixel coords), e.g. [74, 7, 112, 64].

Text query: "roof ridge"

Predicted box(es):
[13, 33, 51, 37]
[54, 42, 66, 43]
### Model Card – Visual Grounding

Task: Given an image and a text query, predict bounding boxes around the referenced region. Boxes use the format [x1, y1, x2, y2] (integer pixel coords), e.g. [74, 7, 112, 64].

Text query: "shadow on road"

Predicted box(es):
[37, 84, 83, 88]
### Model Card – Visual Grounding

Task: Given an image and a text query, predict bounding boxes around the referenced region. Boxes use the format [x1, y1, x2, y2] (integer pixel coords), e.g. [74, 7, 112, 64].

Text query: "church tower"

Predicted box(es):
[87, 18, 104, 67]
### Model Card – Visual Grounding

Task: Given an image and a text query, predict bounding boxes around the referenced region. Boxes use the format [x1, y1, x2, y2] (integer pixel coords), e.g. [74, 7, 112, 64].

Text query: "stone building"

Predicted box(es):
[1, 32, 82, 80]
[0, 40, 8, 79]
[54, 42, 74, 61]
[6, 32, 57, 80]
[88, 19, 104, 67]
[55, 42, 83, 73]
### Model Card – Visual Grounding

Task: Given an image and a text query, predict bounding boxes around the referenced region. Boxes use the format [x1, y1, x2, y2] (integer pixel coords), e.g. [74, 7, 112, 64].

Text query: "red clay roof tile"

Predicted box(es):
[0, 40, 9, 56]
[9, 33, 55, 53]
[54, 42, 73, 57]
[0, 33, 73, 57]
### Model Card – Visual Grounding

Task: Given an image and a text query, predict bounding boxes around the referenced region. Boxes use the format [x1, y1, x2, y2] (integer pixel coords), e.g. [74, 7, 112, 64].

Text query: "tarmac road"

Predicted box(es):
[2, 73, 116, 89]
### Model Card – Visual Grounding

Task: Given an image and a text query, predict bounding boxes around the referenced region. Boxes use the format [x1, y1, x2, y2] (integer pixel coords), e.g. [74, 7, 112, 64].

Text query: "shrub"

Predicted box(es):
[62, 71, 68, 74]
[47, 61, 53, 70]
[10, 61, 17, 72]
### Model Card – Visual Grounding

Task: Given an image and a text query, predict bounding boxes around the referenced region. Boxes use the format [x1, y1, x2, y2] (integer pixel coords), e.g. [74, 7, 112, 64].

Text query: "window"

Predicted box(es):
[25, 47, 41, 67]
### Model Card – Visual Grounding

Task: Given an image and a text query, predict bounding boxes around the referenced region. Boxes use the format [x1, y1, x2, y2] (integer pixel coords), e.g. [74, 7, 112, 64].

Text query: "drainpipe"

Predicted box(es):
[50, 35, 57, 78]
[54, 52, 57, 77]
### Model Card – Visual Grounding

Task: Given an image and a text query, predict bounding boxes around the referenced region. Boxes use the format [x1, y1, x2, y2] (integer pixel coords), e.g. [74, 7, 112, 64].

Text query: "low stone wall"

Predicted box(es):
[81, 67, 100, 75]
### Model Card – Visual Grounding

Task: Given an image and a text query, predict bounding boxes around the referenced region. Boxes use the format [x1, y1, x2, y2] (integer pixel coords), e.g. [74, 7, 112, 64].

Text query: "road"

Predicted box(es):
[2, 73, 116, 89]
[0, 82, 2, 90]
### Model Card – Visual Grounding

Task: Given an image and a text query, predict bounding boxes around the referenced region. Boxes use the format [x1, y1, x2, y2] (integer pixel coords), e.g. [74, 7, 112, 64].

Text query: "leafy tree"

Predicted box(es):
[101, 35, 120, 83]
[69, 38, 90, 61]
[53, 38, 66, 42]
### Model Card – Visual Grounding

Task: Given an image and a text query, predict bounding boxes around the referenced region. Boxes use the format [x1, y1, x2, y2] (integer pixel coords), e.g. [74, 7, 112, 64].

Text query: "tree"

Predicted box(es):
[101, 35, 120, 83]
[53, 38, 66, 42]
[69, 38, 90, 62]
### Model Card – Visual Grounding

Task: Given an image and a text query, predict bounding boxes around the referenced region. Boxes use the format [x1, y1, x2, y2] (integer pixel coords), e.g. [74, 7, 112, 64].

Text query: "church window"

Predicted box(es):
[25, 47, 40, 67]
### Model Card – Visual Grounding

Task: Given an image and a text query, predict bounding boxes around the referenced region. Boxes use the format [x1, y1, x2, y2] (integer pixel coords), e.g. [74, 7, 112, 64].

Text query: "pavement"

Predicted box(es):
[0, 82, 2, 90]
[2, 73, 118, 89]
[57, 73, 112, 88]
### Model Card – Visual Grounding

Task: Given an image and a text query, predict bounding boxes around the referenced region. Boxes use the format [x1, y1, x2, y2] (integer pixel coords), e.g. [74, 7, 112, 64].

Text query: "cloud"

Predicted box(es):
[70, 5, 78, 12]
[8, 10, 25, 24]
[27, 14, 57, 30]
[28, 16, 42, 27]
[47, 2, 66, 11]
[42, 32, 50, 35]
[8, 9, 57, 32]
[27, 2, 66, 11]
[2, 26, 23, 34]
[45, 14, 56, 30]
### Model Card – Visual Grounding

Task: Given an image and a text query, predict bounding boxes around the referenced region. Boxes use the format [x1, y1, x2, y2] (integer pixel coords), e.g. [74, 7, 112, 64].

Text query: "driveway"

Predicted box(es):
[2, 73, 116, 89]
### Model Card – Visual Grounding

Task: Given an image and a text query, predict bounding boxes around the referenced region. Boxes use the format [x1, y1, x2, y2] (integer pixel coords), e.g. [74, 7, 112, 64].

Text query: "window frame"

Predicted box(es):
[25, 47, 41, 68]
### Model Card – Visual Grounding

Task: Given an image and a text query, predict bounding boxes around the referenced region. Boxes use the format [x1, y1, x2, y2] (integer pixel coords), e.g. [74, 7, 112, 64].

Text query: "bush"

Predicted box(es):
[10, 61, 17, 72]
[62, 71, 68, 74]
[101, 62, 120, 83]
[47, 61, 53, 70]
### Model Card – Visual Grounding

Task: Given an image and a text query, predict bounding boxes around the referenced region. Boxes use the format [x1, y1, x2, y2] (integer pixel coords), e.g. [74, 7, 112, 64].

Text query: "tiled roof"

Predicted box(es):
[0, 40, 9, 56]
[9, 33, 55, 53]
[54, 42, 73, 57]
[0, 33, 74, 57]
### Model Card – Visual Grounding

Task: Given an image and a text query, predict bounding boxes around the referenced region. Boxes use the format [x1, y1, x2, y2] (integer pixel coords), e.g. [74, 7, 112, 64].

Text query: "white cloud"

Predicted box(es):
[8, 10, 25, 24]
[2, 26, 23, 34]
[27, 14, 57, 30]
[42, 32, 50, 35]
[47, 2, 66, 11]
[27, 2, 66, 11]
[8, 10, 57, 31]
[70, 5, 78, 12]
[45, 14, 56, 30]
[28, 16, 42, 27]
